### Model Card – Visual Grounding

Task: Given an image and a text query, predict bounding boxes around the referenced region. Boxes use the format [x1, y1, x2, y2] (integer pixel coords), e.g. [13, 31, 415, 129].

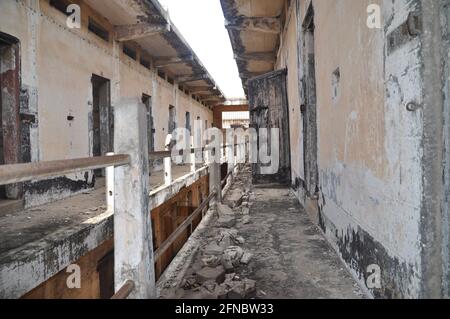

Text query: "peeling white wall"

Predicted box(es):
[279, 0, 425, 298]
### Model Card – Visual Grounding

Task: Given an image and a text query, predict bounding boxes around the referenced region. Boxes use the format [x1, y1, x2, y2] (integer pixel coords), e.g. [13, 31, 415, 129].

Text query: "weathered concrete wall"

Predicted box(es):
[275, 1, 303, 191]
[0, 0, 213, 207]
[275, 0, 438, 298]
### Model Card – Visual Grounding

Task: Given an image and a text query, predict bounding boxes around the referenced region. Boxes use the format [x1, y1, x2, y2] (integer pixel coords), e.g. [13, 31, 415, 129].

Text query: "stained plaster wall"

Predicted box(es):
[277, 0, 432, 298]
[0, 0, 213, 207]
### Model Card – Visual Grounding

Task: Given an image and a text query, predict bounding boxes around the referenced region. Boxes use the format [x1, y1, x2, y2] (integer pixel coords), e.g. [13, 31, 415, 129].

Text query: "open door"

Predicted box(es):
[248, 69, 291, 186]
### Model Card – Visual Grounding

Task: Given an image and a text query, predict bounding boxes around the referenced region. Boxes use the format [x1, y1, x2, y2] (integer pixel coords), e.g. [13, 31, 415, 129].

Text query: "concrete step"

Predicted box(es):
[0, 199, 25, 217]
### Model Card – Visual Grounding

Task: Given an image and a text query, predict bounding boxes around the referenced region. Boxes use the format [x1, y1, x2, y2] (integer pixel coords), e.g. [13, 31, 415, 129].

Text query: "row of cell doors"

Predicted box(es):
[91, 74, 155, 176]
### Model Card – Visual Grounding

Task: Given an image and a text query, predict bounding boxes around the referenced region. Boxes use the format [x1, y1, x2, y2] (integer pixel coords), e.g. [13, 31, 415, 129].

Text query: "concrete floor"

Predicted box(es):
[238, 187, 364, 299]
[222, 168, 365, 299]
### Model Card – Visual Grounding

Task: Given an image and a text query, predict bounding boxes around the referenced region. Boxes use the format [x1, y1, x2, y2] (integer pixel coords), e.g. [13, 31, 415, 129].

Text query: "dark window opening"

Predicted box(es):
[140, 58, 151, 69]
[123, 45, 137, 60]
[88, 18, 109, 42]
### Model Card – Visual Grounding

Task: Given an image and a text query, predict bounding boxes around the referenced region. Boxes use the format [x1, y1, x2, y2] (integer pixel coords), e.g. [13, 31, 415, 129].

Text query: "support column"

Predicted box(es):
[209, 147, 222, 204]
[114, 97, 155, 299]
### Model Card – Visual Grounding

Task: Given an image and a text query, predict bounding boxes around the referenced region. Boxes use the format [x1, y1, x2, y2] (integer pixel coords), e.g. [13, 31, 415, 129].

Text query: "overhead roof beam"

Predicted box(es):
[234, 52, 276, 62]
[154, 55, 194, 68]
[114, 23, 170, 42]
[177, 74, 209, 84]
[225, 17, 281, 34]
[188, 86, 215, 93]
[239, 71, 267, 79]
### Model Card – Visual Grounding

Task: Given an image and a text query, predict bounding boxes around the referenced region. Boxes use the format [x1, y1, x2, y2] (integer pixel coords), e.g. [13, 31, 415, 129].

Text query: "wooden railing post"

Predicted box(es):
[114, 97, 155, 299]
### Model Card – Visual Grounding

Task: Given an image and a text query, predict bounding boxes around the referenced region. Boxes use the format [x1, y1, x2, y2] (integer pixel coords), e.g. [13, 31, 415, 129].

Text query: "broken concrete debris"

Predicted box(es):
[196, 266, 226, 285]
[173, 168, 258, 299]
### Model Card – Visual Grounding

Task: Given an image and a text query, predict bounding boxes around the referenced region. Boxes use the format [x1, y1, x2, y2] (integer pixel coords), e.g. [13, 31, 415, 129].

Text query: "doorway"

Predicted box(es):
[248, 69, 291, 185]
[302, 4, 319, 197]
[0, 33, 21, 200]
[91, 75, 112, 176]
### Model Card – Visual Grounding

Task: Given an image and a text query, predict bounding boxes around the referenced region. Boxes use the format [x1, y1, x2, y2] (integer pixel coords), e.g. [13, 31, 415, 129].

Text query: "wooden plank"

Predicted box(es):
[177, 74, 209, 84]
[153, 191, 216, 261]
[0, 155, 130, 185]
[111, 280, 135, 300]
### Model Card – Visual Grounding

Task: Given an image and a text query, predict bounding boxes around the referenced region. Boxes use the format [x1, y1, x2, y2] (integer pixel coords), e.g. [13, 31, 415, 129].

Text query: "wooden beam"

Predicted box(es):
[154, 55, 194, 68]
[177, 73, 209, 84]
[114, 23, 170, 42]
[234, 52, 276, 62]
[225, 17, 281, 34]
[189, 86, 215, 93]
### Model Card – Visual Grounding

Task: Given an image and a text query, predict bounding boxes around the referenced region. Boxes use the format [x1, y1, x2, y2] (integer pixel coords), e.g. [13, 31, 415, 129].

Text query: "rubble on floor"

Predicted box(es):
[161, 165, 259, 300]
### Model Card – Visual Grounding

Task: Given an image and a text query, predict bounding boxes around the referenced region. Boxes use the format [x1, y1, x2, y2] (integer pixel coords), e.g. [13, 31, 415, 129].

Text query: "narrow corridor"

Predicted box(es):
[160, 167, 364, 299]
